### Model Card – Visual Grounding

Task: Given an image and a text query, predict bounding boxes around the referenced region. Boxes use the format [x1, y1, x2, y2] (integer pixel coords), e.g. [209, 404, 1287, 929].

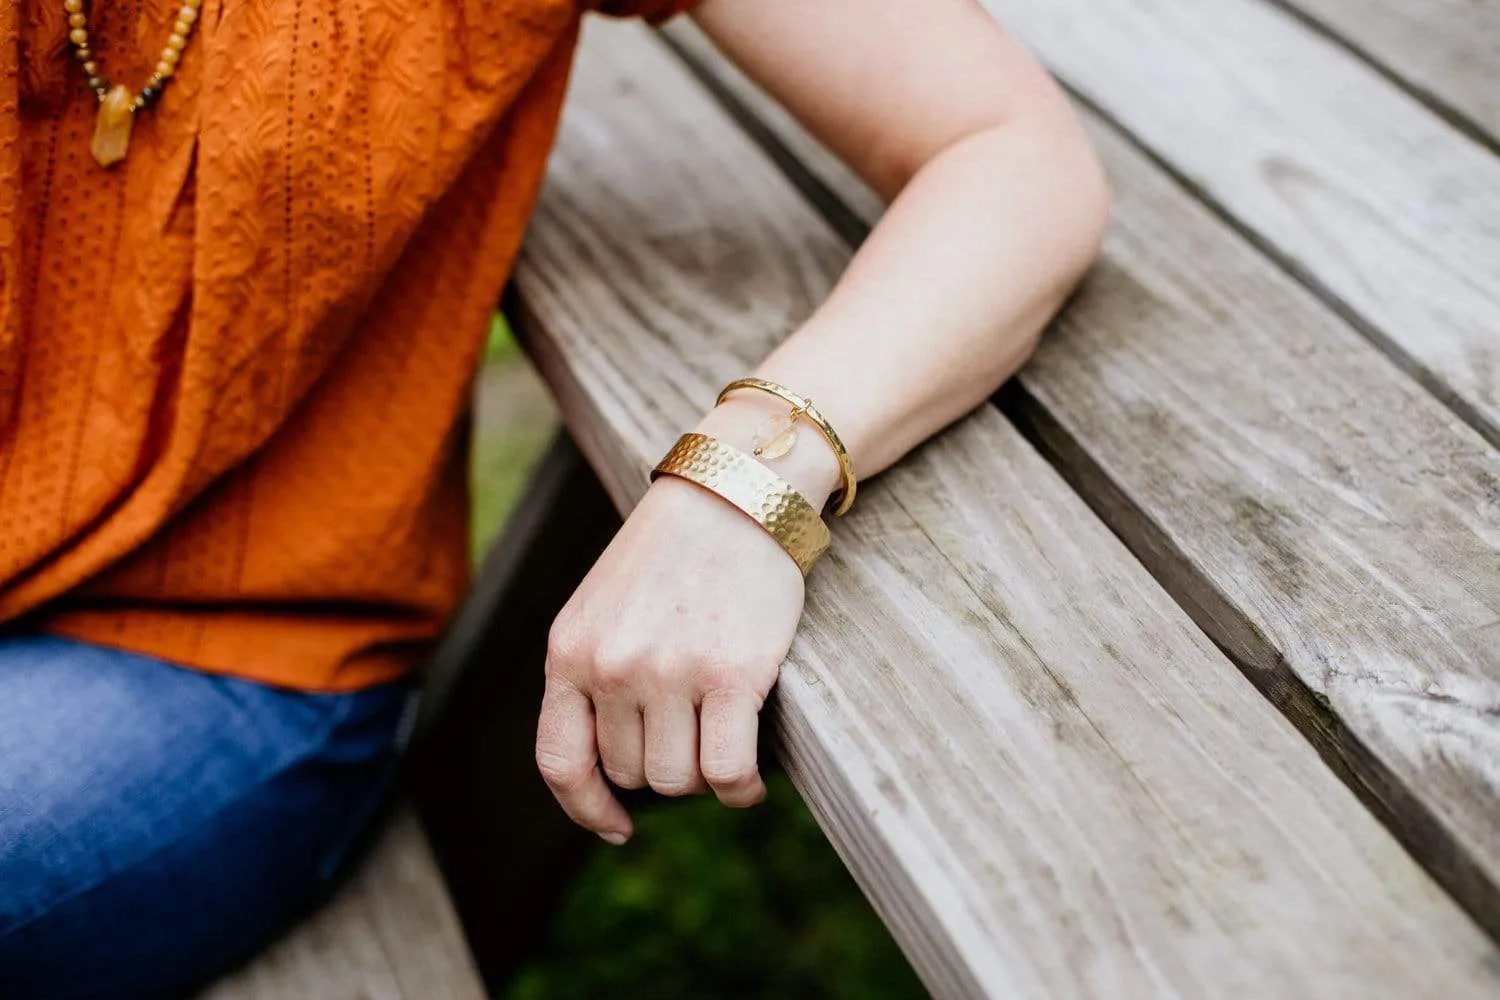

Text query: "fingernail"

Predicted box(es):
[600, 831, 628, 846]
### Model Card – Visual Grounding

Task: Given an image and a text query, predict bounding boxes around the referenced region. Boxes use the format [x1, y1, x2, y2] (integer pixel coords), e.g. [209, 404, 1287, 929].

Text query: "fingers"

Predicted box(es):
[644, 694, 708, 796]
[541, 602, 778, 839]
[535, 679, 632, 843]
[595, 699, 646, 790]
[698, 687, 767, 808]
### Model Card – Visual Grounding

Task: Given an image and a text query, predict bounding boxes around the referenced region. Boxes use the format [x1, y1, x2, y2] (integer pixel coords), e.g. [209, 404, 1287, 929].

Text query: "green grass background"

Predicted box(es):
[470, 317, 927, 1000]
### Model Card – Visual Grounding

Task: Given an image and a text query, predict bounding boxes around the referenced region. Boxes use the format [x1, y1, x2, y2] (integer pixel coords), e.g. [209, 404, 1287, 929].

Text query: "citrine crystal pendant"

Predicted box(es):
[752, 411, 799, 460]
[91, 85, 135, 168]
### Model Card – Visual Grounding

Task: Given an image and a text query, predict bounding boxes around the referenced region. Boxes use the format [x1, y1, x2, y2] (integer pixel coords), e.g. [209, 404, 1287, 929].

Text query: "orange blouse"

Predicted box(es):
[0, 0, 693, 691]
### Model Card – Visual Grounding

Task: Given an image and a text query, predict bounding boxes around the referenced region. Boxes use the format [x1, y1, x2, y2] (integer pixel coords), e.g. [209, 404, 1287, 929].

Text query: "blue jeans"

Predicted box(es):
[0, 635, 418, 1000]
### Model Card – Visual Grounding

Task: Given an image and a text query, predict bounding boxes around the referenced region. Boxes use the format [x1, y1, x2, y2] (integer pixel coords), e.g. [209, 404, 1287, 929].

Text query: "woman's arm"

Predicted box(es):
[536, 0, 1110, 842]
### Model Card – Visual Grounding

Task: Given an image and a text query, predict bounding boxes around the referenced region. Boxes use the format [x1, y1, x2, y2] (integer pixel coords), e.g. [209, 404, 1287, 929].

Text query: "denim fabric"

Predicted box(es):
[0, 635, 417, 1000]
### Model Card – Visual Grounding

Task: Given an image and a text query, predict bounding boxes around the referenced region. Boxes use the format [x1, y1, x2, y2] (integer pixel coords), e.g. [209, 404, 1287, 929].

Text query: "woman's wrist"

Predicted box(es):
[693, 394, 843, 511]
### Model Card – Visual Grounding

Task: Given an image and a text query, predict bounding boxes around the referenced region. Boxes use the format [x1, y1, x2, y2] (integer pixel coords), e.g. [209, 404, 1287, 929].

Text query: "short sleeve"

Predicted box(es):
[586, 0, 700, 25]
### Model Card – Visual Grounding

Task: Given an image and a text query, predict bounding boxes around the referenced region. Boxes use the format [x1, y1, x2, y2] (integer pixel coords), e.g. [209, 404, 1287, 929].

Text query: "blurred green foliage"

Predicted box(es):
[475, 313, 926, 1000]
[485, 311, 521, 365]
[469, 416, 549, 563]
[505, 771, 927, 1000]
[469, 314, 554, 562]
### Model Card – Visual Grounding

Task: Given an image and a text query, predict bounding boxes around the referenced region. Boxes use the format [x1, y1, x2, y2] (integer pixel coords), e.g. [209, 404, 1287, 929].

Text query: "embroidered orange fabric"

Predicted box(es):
[0, 0, 694, 691]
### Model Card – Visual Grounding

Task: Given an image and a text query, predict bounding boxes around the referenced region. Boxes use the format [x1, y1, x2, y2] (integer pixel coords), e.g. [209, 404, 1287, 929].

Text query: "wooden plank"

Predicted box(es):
[666, 10, 1500, 943]
[1271, 0, 1500, 144]
[971, 0, 1500, 451]
[1021, 117, 1500, 936]
[510, 20, 1500, 996]
[662, 24, 883, 243]
[200, 804, 484, 1000]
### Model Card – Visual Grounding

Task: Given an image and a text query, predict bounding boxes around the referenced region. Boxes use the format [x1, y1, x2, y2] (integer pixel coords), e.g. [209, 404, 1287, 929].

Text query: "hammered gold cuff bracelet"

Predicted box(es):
[651, 433, 831, 575]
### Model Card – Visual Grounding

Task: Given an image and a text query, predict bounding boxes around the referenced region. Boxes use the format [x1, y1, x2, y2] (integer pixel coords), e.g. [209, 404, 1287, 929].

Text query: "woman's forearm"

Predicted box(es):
[697, 112, 1110, 506]
[537, 0, 1113, 839]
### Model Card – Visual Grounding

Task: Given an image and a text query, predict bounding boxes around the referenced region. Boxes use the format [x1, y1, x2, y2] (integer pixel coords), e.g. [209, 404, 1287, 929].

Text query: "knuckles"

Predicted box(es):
[638, 655, 688, 690]
[701, 758, 759, 789]
[547, 613, 776, 697]
[589, 642, 644, 692]
[534, 745, 587, 792]
[545, 614, 587, 673]
[693, 660, 760, 696]
[602, 766, 647, 790]
[647, 772, 703, 797]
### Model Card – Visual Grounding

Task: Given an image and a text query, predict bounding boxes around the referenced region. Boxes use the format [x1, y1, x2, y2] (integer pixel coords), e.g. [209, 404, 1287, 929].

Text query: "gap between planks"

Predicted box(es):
[1259, 0, 1500, 154]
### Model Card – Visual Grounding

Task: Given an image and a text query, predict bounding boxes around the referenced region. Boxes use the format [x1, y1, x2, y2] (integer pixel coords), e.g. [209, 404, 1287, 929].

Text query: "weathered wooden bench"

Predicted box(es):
[205, 3, 1500, 996]
[198, 806, 483, 1000]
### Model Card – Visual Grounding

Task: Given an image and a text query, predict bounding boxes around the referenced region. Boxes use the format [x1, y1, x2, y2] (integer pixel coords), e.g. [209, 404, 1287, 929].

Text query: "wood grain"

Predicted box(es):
[199, 805, 484, 1000]
[666, 7, 1500, 945]
[1024, 117, 1500, 935]
[508, 20, 1500, 996]
[1273, 0, 1500, 143]
[974, 0, 1500, 450]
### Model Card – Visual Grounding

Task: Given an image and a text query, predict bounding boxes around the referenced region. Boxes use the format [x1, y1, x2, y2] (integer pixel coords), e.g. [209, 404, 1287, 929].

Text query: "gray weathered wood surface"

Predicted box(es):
[1028, 118, 1500, 934]
[975, 0, 1500, 450]
[199, 805, 484, 1000]
[663, 16, 1500, 939]
[509, 20, 1500, 997]
[1275, 0, 1500, 142]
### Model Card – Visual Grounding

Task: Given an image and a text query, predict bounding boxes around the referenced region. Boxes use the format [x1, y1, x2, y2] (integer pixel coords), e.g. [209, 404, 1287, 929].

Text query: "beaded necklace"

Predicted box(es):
[63, 0, 203, 167]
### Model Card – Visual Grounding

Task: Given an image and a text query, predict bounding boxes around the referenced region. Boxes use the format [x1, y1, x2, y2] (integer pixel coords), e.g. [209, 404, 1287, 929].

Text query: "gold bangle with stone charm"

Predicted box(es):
[651, 433, 831, 576]
[63, 0, 204, 167]
[716, 377, 858, 516]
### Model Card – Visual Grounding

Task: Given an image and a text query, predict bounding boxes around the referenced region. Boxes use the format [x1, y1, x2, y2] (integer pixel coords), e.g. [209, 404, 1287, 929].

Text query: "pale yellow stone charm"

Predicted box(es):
[751, 412, 798, 460]
[91, 85, 135, 167]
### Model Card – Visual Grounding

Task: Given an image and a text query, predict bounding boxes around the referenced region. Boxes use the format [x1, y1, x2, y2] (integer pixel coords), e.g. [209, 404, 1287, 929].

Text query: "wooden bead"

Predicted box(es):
[58, 0, 202, 128]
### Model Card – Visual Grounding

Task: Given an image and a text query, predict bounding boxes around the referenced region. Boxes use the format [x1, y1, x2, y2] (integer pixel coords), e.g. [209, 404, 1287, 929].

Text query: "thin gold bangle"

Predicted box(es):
[716, 377, 858, 516]
[651, 433, 831, 575]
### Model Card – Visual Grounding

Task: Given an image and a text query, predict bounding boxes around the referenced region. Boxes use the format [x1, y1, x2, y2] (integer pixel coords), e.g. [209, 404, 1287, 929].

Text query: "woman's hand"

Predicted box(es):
[535, 473, 809, 844]
[535, 0, 1108, 844]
